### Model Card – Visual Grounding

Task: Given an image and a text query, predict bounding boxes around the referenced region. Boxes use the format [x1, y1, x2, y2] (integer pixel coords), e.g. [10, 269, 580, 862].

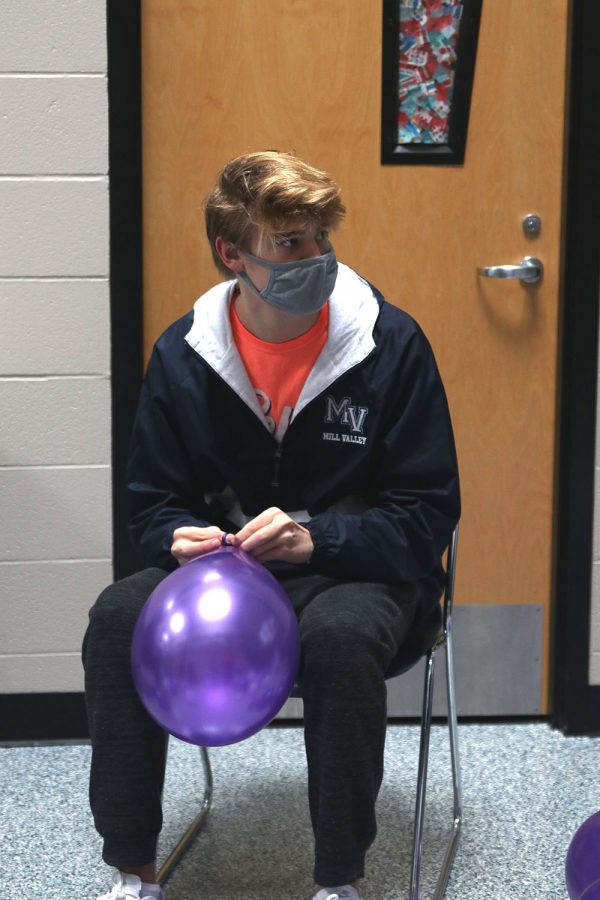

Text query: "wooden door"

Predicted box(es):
[141, 1, 569, 714]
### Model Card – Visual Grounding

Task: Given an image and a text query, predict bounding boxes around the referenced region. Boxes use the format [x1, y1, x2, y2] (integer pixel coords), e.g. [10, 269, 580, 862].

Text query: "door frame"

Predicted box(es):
[107, 0, 600, 734]
[551, 0, 600, 735]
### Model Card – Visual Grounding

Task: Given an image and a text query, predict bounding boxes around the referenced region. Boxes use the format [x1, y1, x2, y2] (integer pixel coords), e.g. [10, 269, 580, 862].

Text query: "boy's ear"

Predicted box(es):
[215, 237, 244, 273]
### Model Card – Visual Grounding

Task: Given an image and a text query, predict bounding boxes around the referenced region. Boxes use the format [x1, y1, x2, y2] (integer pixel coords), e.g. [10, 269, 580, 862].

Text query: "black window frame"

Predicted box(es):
[381, 0, 483, 166]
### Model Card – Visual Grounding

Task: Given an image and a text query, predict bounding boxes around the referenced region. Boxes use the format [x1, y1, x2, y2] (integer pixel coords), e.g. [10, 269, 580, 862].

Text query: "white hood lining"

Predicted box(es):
[184, 263, 379, 428]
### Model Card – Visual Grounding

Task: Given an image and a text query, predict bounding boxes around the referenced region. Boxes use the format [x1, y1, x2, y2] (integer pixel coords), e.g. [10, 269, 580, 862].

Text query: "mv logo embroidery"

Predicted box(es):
[323, 395, 369, 446]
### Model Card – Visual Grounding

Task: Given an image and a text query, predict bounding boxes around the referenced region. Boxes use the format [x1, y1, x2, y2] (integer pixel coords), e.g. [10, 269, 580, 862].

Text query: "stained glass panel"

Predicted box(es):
[398, 0, 464, 144]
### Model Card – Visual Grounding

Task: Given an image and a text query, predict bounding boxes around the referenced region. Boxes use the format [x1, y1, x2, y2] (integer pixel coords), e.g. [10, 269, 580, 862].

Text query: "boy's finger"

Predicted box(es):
[175, 537, 220, 557]
[239, 521, 279, 553]
[234, 508, 280, 543]
[173, 525, 220, 539]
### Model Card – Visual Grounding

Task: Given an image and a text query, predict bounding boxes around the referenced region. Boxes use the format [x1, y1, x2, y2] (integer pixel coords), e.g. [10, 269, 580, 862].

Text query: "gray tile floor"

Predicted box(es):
[1, 721, 598, 899]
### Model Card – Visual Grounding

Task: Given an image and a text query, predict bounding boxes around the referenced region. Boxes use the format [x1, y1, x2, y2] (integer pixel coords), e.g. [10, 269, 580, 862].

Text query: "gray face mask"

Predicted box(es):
[237, 249, 338, 315]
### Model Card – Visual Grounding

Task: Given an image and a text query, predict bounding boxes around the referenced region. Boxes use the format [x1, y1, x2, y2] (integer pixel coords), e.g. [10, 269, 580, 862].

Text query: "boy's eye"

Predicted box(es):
[274, 229, 329, 250]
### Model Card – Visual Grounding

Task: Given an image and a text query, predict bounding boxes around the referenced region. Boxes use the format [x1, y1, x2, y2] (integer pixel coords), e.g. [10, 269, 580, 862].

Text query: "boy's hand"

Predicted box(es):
[231, 507, 313, 565]
[171, 525, 231, 565]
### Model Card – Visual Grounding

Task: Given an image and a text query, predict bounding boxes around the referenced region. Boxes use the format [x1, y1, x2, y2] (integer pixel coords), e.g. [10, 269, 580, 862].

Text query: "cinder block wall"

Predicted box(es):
[0, 1, 112, 693]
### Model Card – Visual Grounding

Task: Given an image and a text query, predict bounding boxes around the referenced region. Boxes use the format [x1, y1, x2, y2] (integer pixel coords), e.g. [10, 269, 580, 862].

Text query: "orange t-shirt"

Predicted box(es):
[230, 299, 329, 442]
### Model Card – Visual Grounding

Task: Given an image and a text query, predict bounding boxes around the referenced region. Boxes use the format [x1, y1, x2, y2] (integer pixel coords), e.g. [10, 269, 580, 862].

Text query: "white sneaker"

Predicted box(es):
[313, 887, 362, 900]
[96, 869, 164, 900]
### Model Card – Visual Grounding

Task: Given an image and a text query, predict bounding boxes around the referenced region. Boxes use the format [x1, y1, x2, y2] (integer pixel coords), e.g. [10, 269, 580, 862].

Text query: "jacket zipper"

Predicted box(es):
[272, 443, 283, 488]
[270, 351, 375, 491]
[187, 345, 287, 490]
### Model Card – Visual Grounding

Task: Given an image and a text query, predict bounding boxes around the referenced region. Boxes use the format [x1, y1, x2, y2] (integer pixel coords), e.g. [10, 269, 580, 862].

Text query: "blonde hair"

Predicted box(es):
[204, 151, 346, 277]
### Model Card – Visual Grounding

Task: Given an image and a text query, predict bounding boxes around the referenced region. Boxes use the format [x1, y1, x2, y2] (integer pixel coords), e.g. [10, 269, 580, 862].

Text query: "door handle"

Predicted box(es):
[477, 256, 543, 284]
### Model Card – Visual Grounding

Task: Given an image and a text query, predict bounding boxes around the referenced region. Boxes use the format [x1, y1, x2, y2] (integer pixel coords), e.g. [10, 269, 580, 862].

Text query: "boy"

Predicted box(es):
[84, 150, 460, 900]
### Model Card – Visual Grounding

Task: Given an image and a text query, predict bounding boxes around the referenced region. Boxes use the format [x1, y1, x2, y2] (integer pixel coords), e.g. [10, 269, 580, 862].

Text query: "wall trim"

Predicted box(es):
[0, 694, 88, 742]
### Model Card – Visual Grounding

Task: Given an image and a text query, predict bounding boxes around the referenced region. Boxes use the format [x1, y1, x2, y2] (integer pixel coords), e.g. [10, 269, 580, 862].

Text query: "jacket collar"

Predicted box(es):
[184, 262, 380, 427]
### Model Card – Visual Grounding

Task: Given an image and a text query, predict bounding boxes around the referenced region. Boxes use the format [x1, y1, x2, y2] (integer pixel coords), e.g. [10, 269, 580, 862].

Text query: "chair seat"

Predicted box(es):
[289, 600, 443, 698]
[386, 601, 443, 678]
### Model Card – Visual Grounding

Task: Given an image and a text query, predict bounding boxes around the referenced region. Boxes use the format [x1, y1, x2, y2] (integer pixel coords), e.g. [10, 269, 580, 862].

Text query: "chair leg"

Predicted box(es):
[431, 622, 462, 900]
[409, 624, 462, 900]
[409, 647, 437, 900]
[158, 745, 214, 885]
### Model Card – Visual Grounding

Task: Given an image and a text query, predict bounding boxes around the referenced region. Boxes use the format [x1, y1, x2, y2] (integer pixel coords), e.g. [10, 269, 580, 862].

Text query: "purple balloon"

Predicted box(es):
[566, 811, 600, 900]
[131, 547, 300, 747]
[580, 880, 600, 900]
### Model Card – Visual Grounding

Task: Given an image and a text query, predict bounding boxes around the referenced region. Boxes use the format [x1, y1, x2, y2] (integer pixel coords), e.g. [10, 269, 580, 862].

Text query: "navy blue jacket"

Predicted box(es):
[128, 263, 460, 598]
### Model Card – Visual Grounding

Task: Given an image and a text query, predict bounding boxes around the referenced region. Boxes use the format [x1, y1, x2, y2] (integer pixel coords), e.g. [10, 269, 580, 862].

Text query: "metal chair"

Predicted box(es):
[158, 526, 462, 899]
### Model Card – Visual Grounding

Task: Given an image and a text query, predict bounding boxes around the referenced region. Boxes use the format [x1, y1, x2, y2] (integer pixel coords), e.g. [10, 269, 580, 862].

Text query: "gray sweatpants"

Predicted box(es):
[82, 567, 423, 886]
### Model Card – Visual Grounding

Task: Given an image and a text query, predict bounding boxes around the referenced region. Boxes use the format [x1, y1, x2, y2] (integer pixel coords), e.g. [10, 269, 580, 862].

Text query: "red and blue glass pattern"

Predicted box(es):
[398, 0, 464, 143]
